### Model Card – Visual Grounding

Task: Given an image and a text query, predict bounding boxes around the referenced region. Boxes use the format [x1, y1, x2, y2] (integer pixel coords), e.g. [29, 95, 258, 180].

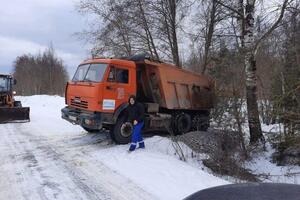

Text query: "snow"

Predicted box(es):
[247, 149, 300, 184]
[92, 136, 228, 199]
[246, 131, 300, 184]
[240, 123, 300, 184]
[0, 95, 228, 200]
[211, 101, 300, 184]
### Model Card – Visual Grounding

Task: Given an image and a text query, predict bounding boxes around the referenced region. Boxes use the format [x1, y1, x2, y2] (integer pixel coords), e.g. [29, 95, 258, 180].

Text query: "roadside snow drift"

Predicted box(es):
[0, 95, 228, 200]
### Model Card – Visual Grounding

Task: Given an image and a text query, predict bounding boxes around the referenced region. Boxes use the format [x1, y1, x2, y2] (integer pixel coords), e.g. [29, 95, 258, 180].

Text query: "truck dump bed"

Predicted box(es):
[137, 60, 215, 111]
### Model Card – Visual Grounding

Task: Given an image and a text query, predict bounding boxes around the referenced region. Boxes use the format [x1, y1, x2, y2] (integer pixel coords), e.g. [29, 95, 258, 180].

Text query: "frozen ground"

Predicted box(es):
[246, 124, 300, 184]
[0, 95, 228, 200]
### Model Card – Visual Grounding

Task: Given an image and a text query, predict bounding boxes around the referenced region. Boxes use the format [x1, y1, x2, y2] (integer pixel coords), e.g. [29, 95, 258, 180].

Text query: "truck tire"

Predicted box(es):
[174, 113, 192, 134]
[111, 116, 132, 144]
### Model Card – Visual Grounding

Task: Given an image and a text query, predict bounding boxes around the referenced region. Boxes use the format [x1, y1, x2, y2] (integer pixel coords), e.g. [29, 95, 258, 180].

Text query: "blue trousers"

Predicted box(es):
[129, 122, 145, 151]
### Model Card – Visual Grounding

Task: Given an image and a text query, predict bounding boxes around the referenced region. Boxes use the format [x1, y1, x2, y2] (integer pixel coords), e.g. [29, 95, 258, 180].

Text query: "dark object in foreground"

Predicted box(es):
[184, 183, 300, 200]
[0, 74, 30, 123]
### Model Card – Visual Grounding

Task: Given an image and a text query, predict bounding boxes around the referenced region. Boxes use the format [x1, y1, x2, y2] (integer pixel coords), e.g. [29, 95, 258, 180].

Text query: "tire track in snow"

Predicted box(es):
[0, 123, 156, 200]
[1, 124, 98, 200]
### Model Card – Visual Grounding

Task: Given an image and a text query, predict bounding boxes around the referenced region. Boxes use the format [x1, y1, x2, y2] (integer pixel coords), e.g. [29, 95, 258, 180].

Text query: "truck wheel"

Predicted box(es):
[111, 116, 132, 144]
[82, 127, 99, 133]
[174, 113, 192, 134]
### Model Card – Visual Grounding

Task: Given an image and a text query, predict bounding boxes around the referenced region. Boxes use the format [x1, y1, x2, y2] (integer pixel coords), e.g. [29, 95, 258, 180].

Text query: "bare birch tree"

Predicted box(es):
[215, 0, 290, 144]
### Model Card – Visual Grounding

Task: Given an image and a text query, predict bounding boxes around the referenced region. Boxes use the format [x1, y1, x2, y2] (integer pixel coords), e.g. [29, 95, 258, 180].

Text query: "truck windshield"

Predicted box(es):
[0, 77, 10, 92]
[72, 63, 108, 82]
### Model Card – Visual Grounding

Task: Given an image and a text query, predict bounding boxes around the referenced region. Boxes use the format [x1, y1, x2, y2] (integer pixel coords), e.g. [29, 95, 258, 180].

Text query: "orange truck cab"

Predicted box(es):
[61, 54, 215, 144]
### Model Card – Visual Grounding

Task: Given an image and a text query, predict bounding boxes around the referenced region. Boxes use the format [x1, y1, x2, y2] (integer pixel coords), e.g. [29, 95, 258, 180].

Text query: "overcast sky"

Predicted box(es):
[0, 0, 90, 76]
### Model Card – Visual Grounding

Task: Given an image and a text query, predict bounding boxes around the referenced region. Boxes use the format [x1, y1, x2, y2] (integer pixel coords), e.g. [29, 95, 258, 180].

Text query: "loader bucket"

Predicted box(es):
[0, 107, 30, 123]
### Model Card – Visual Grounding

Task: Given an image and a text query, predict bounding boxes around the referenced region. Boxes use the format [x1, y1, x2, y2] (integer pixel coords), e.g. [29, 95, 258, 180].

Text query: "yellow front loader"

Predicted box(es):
[0, 74, 30, 123]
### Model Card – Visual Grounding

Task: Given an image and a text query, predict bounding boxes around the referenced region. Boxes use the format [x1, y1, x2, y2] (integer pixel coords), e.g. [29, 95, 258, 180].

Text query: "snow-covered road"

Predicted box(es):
[0, 96, 228, 200]
[0, 123, 156, 200]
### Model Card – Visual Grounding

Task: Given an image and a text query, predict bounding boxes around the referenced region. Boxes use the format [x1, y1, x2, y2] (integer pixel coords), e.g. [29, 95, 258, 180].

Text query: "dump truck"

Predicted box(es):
[61, 55, 215, 144]
[0, 74, 30, 123]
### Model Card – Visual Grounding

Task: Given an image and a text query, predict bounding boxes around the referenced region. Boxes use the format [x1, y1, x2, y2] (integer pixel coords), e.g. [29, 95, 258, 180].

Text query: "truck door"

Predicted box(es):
[102, 65, 135, 112]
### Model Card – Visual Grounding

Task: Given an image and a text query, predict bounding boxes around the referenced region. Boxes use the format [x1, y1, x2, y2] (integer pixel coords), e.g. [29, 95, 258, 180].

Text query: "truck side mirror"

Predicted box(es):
[13, 79, 17, 85]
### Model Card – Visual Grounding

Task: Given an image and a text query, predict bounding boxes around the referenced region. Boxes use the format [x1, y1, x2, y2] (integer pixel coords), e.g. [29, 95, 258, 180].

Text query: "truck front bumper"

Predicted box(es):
[61, 107, 105, 130]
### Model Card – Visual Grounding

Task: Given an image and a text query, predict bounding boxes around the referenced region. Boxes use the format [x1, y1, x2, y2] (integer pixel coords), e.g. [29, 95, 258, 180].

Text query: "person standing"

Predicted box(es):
[125, 95, 145, 152]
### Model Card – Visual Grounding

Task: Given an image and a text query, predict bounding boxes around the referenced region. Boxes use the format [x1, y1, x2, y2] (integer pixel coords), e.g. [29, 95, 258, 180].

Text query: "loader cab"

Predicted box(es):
[0, 75, 14, 93]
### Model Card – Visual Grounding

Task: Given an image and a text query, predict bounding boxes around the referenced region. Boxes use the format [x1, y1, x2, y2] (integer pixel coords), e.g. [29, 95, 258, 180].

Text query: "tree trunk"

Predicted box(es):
[232, 82, 248, 159]
[168, 0, 180, 67]
[160, 0, 180, 67]
[201, 0, 217, 74]
[137, 0, 160, 60]
[244, 1, 264, 144]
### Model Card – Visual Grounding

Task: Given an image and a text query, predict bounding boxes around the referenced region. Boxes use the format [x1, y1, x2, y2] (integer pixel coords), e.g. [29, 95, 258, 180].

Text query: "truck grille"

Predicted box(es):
[70, 98, 88, 109]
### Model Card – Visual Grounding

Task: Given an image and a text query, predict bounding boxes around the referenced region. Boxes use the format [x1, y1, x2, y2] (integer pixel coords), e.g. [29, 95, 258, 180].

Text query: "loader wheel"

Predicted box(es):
[111, 116, 132, 144]
[174, 113, 192, 134]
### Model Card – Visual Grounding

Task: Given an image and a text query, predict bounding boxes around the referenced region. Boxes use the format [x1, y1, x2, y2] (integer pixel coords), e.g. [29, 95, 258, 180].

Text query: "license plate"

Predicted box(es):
[69, 116, 77, 121]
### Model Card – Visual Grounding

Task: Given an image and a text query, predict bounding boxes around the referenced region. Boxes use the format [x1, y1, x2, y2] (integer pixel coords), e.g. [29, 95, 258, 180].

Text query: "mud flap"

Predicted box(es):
[0, 107, 30, 123]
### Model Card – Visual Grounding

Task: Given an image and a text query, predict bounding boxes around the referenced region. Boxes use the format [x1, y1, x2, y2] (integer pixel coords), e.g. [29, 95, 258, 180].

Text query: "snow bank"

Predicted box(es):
[246, 124, 300, 184]
[93, 136, 228, 200]
[246, 142, 300, 184]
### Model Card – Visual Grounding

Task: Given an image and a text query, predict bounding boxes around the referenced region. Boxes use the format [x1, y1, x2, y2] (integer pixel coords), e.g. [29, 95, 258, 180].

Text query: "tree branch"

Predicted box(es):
[216, 0, 244, 17]
[254, 0, 290, 54]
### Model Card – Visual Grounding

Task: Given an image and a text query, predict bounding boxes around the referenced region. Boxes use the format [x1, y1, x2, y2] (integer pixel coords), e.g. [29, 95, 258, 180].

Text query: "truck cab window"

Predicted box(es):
[107, 67, 129, 84]
[73, 63, 107, 82]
